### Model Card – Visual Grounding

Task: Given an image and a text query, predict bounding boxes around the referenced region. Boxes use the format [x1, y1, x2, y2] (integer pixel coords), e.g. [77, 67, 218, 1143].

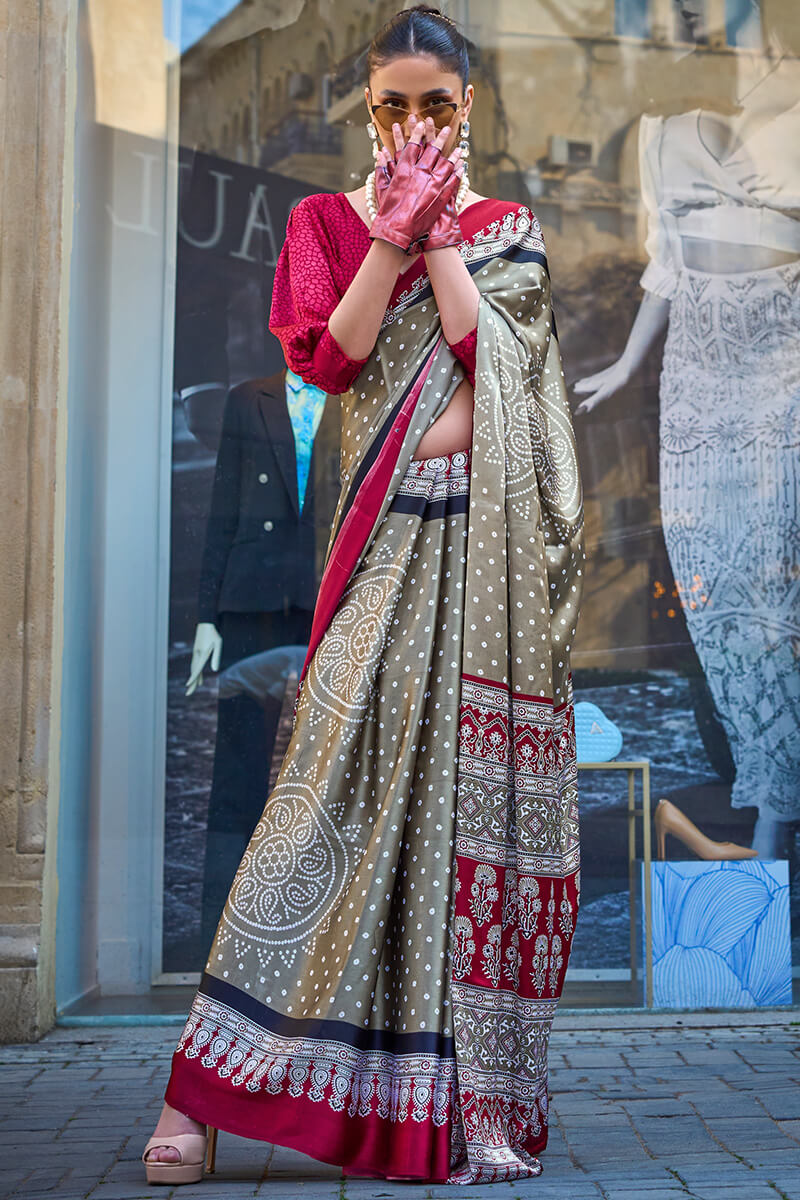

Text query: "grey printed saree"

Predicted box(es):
[165, 198, 585, 1184]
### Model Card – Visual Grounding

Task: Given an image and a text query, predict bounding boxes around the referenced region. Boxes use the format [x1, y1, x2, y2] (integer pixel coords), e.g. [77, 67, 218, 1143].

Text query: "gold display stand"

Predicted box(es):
[575, 760, 654, 1007]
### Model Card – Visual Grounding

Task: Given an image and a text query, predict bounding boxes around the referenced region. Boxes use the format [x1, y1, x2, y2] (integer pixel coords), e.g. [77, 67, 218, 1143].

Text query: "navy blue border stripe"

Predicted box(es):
[388, 492, 470, 520]
[465, 244, 549, 277]
[199, 971, 456, 1057]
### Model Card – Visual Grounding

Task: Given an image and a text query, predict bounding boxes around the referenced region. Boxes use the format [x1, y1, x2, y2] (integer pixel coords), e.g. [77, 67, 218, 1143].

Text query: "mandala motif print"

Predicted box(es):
[164, 203, 584, 1185]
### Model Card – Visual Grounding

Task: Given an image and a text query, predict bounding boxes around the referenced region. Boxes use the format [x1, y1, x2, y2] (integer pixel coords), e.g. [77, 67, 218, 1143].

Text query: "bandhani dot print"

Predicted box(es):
[165, 197, 585, 1185]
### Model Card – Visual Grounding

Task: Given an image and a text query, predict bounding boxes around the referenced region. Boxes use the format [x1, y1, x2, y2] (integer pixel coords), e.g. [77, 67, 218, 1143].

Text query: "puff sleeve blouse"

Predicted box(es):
[269, 197, 371, 394]
[269, 193, 478, 394]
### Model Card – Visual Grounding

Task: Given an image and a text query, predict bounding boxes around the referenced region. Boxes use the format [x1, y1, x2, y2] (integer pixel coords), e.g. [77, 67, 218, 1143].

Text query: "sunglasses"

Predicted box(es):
[370, 99, 462, 133]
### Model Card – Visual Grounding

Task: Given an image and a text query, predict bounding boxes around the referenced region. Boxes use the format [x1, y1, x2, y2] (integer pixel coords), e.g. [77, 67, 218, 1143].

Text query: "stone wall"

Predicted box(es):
[0, 0, 73, 1042]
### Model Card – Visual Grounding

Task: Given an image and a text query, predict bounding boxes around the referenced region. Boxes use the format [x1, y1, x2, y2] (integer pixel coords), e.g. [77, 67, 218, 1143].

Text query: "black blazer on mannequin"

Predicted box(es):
[197, 369, 339, 624]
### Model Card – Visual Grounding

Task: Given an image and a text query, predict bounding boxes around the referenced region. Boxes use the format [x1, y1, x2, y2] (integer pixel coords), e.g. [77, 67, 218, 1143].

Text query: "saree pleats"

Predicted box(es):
[447, 254, 583, 1182]
[166, 203, 585, 1184]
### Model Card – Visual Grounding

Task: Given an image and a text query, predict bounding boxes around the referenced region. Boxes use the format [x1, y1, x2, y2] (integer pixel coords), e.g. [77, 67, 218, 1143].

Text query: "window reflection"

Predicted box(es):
[162, 0, 800, 1004]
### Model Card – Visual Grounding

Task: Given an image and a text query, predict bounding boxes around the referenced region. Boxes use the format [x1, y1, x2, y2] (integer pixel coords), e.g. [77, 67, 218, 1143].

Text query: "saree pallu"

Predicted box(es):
[166, 204, 585, 1184]
[659, 260, 800, 821]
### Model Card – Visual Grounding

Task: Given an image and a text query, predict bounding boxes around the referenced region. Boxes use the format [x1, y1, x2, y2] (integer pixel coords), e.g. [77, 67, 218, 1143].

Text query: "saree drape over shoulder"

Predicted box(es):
[165, 196, 585, 1185]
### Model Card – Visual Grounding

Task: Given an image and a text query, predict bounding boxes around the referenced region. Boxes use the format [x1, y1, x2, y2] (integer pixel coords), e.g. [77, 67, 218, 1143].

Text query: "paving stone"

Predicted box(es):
[552, 1095, 627, 1114]
[599, 1185, 690, 1195]
[688, 1190, 791, 1200]
[523, 1186, 593, 1199]
[618, 1097, 695, 1117]
[572, 1106, 637, 1122]
[687, 1092, 764, 1118]
[260, 1189, 342, 1198]
[3, 1022, 800, 1198]
[631, 1115, 722, 1155]
[757, 1093, 800, 1121]
[702, 1114, 799, 1153]
[758, 1170, 800, 1199]
[0, 1171, 34, 1194]
[10, 1193, 90, 1200]
[172, 1186, 262, 1200]
[593, 1173, 684, 1190]
[561, 1050, 630, 1067]
[88, 1185, 173, 1199]
[742, 1149, 800, 1168]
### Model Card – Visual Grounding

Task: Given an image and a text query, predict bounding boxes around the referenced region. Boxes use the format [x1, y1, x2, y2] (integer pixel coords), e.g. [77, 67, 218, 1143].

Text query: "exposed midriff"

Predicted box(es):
[680, 236, 799, 273]
[410, 375, 474, 460]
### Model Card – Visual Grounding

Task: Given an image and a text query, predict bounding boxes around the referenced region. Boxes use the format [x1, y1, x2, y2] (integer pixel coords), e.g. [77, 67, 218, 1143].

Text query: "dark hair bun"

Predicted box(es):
[368, 6, 470, 89]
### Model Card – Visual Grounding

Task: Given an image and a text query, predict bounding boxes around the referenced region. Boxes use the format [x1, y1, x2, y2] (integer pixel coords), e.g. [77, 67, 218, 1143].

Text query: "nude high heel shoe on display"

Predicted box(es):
[654, 798, 759, 861]
[142, 1124, 217, 1185]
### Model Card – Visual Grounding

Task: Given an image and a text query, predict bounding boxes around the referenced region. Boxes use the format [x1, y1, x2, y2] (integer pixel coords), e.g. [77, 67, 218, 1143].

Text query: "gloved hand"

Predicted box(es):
[422, 159, 466, 251]
[373, 126, 466, 253]
[374, 144, 395, 209]
[369, 136, 462, 254]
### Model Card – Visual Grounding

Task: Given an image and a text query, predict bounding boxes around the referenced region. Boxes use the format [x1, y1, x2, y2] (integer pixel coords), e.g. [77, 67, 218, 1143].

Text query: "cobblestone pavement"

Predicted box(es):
[2, 1013, 799, 1200]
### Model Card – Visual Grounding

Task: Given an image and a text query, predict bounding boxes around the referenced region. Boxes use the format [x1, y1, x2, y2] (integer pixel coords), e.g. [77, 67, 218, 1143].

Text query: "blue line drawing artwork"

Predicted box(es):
[641, 859, 791, 1007]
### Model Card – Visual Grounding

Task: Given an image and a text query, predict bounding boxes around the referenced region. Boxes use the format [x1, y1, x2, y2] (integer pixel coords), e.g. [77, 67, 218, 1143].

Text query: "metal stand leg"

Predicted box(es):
[627, 768, 637, 1001]
[642, 761, 653, 1008]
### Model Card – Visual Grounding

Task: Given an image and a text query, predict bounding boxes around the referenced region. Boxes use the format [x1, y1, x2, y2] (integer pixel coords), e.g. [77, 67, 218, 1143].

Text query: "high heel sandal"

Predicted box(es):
[142, 1125, 218, 1185]
[654, 797, 759, 861]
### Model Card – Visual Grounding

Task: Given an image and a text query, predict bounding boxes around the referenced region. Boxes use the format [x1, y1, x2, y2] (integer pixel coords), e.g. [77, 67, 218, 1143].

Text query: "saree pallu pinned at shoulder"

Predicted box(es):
[165, 202, 585, 1185]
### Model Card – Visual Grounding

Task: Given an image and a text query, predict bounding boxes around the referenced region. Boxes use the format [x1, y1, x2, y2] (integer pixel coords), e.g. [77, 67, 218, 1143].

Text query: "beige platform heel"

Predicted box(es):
[142, 1125, 218, 1185]
[654, 797, 759, 861]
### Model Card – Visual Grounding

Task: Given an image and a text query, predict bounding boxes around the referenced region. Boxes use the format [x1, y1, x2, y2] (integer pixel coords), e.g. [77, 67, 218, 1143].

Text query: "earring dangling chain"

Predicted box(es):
[364, 117, 471, 223]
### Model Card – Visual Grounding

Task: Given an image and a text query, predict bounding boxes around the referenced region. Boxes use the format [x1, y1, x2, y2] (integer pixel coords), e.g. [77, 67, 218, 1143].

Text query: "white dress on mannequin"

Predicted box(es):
[638, 102, 800, 824]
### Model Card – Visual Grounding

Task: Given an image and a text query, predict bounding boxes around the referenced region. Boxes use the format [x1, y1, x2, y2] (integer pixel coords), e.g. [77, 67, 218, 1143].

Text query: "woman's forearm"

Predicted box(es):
[327, 238, 409, 361]
[424, 244, 480, 344]
[620, 290, 671, 374]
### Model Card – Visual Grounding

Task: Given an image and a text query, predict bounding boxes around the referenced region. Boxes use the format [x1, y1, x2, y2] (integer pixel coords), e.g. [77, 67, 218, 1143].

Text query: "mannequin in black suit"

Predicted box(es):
[190, 366, 339, 952]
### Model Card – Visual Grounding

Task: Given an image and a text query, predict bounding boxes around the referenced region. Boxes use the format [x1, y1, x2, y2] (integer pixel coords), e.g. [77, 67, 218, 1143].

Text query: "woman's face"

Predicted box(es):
[365, 54, 473, 159]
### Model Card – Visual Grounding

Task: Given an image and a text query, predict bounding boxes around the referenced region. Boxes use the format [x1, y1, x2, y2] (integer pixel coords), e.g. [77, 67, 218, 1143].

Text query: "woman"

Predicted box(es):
[143, 5, 584, 1186]
[573, 4, 800, 860]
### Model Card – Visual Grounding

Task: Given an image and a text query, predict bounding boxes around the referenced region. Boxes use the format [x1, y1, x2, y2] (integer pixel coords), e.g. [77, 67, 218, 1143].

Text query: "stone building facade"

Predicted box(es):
[0, 0, 73, 1042]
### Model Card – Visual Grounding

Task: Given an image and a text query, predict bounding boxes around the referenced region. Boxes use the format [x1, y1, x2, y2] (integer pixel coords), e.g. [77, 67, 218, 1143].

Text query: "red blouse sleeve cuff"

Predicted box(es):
[315, 326, 370, 393]
[291, 325, 370, 394]
[449, 325, 477, 388]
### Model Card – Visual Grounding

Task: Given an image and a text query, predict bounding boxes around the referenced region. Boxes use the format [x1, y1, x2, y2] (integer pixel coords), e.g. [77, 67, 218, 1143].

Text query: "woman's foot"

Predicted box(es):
[145, 1101, 206, 1163]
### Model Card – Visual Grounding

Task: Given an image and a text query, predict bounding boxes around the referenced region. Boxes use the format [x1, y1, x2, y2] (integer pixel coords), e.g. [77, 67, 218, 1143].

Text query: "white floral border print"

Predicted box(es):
[175, 985, 458, 1124]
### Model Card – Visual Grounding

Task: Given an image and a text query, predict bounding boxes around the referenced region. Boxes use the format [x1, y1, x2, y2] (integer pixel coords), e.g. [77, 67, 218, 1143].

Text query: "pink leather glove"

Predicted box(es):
[374, 150, 395, 208]
[369, 137, 462, 254]
[374, 143, 465, 253]
[423, 161, 465, 251]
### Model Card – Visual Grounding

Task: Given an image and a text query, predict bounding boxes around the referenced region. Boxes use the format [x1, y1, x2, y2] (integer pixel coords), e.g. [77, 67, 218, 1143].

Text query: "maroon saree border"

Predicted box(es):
[165, 1050, 455, 1182]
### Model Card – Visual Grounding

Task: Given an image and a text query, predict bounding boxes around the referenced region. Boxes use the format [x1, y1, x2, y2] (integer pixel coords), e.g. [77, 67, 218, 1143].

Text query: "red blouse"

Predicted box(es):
[269, 193, 514, 394]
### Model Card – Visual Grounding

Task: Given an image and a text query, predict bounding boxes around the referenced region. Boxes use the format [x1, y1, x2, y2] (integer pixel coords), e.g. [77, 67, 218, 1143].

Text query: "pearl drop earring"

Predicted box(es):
[366, 119, 380, 164]
[458, 117, 471, 190]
